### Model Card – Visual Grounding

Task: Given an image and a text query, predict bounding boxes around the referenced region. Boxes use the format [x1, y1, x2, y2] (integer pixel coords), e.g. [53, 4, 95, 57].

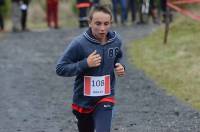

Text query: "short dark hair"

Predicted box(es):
[88, 5, 112, 21]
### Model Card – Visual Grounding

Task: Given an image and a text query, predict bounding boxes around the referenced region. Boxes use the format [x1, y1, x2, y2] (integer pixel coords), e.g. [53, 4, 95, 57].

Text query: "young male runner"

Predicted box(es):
[56, 5, 125, 132]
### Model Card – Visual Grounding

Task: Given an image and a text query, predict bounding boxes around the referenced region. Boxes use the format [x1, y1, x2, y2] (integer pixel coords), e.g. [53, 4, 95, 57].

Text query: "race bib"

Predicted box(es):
[84, 75, 111, 96]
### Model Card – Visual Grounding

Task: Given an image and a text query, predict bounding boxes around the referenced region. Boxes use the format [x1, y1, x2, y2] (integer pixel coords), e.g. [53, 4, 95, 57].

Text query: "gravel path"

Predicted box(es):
[0, 25, 200, 132]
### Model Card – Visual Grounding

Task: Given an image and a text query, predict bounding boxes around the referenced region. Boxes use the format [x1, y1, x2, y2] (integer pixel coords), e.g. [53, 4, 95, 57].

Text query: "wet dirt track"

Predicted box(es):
[0, 25, 200, 132]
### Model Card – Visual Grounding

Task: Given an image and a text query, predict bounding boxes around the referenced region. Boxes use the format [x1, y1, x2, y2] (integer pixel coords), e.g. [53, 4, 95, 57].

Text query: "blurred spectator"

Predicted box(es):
[11, 0, 21, 32]
[127, 0, 137, 23]
[137, 0, 159, 24]
[160, 0, 166, 13]
[21, 0, 31, 31]
[160, 0, 172, 23]
[47, 0, 59, 29]
[92, 0, 99, 6]
[149, 0, 159, 24]
[76, 0, 92, 28]
[137, 0, 148, 24]
[92, 0, 112, 10]
[0, 0, 5, 31]
[112, 0, 127, 25]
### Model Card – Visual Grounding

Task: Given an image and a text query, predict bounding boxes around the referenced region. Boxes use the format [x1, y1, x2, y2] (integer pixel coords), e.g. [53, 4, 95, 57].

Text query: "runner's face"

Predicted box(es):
[89, 11, 112, 42]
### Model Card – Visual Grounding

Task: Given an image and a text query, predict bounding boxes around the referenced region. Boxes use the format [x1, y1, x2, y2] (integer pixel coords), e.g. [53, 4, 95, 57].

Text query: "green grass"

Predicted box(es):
[127, 16, 200, 110]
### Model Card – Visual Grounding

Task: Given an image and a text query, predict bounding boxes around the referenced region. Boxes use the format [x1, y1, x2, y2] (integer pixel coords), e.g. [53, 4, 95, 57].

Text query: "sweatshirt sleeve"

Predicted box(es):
[114, 37, 126, 70]
[114, 37, 123, 64]
[56, 40, 89, 77]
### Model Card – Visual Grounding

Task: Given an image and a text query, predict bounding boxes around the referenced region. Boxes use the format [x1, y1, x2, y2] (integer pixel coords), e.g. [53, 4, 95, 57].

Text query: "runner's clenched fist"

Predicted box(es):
[87, 50, 102, 67]
[115, 63, 125, 76]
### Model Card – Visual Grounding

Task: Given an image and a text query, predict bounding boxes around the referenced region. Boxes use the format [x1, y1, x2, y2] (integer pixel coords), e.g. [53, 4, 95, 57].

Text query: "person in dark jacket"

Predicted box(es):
[149, 0, 159, 24]
[76, 0, 91, 28]
[160, 0, 172, 23]
[56, 6, 125, 132]
[127, 0, 137, 23]
[112, 0, 127, 25]
[92, 0, 99, 6]
[0, 0, 5, 31]
[21, 0, 30, 31]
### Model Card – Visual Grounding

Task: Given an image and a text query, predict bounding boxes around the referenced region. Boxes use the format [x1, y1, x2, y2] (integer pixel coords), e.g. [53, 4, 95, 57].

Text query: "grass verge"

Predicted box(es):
[127, 15, 200, 110]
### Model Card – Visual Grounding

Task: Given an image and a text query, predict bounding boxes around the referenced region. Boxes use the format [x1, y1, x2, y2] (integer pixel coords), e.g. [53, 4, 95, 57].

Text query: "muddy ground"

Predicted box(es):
[0, 25, 200, 132]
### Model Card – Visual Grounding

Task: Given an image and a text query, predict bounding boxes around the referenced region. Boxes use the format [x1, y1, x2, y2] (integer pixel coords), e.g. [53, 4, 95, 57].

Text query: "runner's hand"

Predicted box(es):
[115, 63, 125, 76]
[87, 50, 102, 68]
